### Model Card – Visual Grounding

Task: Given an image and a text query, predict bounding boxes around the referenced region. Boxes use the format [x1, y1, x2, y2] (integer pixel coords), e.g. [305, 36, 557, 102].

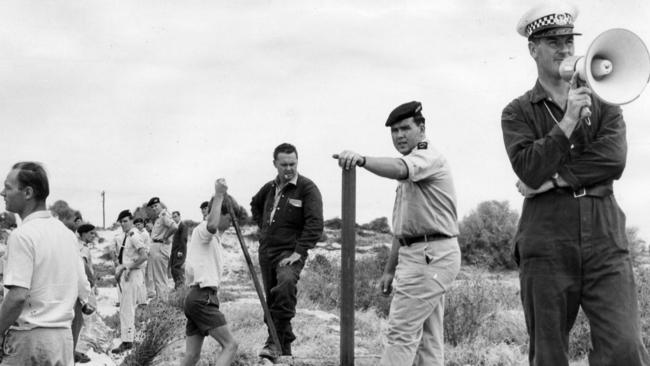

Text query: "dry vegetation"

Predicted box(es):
[79, 215, 650, 365]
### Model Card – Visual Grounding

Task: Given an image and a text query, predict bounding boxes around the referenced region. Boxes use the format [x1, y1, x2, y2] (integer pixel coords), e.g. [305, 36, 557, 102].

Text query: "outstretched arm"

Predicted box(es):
[334, 151, 408, 180]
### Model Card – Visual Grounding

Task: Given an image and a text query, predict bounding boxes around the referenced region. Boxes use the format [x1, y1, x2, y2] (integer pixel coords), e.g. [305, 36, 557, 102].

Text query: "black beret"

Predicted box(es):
[200, 201, 210, 209]
[117, 210, 132, 222]
[77, 224, 95, 235]
[133, 217, 144, 224]
[385, 101, 423, 126]
[147, 197, 160, 207]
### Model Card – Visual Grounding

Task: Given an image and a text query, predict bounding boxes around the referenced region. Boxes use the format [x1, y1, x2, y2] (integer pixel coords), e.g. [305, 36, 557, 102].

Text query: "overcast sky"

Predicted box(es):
[2, 0, 650, 238]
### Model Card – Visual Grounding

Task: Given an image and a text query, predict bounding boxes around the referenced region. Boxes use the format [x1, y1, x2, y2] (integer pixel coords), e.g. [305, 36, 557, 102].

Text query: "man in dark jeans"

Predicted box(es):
[170, 210, 188, 288]
[251, 143, 323, 361]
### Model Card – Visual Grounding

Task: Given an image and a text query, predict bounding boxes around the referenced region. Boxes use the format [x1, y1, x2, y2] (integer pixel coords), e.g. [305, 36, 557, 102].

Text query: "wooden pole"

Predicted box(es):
[341, 167, 356, 366]
[226, 198, 282, 355]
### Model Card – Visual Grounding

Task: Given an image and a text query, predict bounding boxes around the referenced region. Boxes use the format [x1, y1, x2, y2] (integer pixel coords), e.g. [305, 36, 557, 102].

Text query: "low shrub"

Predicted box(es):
[298, 246, 392, 317]
[444, 276, 497, 346]
[636, 269, 650, 349]
[122, 299, 184, 366]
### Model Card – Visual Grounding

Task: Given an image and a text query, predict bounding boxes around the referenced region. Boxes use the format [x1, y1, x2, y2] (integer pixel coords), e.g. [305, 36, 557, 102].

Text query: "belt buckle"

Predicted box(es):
[573, 188, 586, 198]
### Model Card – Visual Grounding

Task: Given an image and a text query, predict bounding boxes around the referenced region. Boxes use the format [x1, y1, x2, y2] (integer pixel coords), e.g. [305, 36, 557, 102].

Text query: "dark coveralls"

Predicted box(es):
[502, 81, 649, 366]
[251, 174, 323, 355]
[170, 220, 189, 288]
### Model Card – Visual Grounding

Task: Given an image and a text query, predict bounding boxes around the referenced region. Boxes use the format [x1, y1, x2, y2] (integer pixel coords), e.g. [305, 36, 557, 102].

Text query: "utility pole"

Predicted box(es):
[101, 191, 105, 229]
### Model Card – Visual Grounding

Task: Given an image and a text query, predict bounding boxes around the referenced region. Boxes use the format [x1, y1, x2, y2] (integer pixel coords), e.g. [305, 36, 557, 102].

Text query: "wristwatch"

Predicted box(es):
[551, 173, 560, 189]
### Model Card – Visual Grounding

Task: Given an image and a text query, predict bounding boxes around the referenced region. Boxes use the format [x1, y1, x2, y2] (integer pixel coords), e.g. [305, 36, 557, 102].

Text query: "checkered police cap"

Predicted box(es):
[516, 2, 581, 39]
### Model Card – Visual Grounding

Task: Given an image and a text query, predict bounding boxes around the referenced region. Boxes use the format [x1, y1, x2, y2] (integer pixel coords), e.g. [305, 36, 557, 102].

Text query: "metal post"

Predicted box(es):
[341, 167, 356, 366]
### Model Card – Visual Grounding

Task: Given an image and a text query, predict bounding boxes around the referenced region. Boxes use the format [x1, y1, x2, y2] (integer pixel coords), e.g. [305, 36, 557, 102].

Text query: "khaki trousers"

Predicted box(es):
[146, 242, 170, 298]
[120, 269, 144, 342]
[380, 237, 460, 366]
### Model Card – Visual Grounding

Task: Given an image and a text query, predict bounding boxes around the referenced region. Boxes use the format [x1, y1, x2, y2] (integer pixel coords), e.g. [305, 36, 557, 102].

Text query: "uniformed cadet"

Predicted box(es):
[112, 209, 148, 354]
[146, 197, 177, 299]
[335, 101, 461, 366]
[133, 217, 150, 305]
[502, 3, 650, 365]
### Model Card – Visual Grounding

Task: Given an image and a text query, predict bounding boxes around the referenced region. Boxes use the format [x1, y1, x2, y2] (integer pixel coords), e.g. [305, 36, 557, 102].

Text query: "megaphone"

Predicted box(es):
[559, 28, 650, 105]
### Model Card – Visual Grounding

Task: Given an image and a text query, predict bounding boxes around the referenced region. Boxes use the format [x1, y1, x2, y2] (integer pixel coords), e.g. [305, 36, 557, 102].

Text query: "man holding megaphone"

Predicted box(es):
[501, 2, 650, 365]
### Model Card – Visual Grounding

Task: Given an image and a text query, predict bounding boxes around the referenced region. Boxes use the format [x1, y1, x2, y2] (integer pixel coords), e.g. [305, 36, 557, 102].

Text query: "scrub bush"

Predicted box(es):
[298, 246, 392, 317]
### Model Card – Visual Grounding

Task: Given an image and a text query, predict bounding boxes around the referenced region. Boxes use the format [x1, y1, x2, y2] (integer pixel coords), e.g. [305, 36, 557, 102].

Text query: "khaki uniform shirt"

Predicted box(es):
[151, 209, 176, 243]
[392, 140, 459, 238]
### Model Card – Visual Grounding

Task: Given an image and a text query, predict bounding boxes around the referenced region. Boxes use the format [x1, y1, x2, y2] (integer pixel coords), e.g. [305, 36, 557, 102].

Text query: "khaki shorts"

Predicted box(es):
[184, 285, 226, 336]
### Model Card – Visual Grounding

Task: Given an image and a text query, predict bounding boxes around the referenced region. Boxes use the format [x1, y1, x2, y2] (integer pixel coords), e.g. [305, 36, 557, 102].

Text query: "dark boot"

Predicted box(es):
[111, 342, 133, 354]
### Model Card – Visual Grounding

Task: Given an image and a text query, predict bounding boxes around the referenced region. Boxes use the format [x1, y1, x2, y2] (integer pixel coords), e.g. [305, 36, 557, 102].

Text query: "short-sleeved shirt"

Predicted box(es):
[3, 210, 86, 330]
[392, 140, 459, 238]
[151, 209, 176, 242]
[185, 221, 223, 289]
[120, 228, 147, 269]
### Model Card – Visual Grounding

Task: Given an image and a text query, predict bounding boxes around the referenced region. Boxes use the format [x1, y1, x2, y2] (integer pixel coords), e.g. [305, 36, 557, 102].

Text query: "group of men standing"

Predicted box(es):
[0, 2, 649, 366]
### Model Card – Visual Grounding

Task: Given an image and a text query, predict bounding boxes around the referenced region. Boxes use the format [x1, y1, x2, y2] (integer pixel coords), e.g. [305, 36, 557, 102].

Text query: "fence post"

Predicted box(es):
[341, 167, 356, 366]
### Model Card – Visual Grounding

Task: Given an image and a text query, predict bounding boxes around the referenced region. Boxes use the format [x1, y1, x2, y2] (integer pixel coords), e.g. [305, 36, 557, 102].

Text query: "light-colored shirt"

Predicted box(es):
[3, 210, 88, 330]
[151, 209, 176, 242]
[185, 221, 223, 288]
[392, 140, 459, 238]
[115, 228, 147, 269]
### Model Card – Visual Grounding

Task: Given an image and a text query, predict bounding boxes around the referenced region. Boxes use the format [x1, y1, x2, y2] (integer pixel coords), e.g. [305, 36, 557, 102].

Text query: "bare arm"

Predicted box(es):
[206, 178, 228, 235]
[0, 286, 28, 334]
[334, 151, 408, 180]
[379, 238, 400, 296]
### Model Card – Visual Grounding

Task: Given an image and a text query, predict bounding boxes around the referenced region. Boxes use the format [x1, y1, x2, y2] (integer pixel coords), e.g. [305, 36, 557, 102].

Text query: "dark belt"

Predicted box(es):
[152, 239, 165, 243]
[555, 182, 612, 198]
[398, 233, 453, 247]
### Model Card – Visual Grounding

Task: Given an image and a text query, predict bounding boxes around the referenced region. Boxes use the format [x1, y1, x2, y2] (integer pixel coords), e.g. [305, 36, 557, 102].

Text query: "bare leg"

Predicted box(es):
[181, 334, 204, 366]
[208, 325, 238, 366]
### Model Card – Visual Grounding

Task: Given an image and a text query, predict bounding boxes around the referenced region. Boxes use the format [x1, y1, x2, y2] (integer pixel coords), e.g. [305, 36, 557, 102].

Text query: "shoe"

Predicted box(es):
[258, 343, 280, 361]
[74, 351, 91, 363]
[111, 342, 133, 354]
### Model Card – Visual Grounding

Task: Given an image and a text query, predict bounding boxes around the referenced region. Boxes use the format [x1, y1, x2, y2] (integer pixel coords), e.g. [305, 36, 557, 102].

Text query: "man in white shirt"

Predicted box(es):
[112, 209, 148, 354]
[181, 178, 238, 366]
[0, 161, 89, 365]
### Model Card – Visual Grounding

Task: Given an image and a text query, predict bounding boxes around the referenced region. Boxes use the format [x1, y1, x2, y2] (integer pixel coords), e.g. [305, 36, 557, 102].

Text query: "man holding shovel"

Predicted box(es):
[181, 178, 238, 366]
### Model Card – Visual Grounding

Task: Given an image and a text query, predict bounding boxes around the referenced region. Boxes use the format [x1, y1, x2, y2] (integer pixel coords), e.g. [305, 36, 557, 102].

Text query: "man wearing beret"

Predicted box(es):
[112, 209, 148, 354]
[251, 143, 324, 361]
[146, 197, 177, 299]
[501, 3, 649, 365]
[0, 162, 90, 365]
[335, 101, 461, 366]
